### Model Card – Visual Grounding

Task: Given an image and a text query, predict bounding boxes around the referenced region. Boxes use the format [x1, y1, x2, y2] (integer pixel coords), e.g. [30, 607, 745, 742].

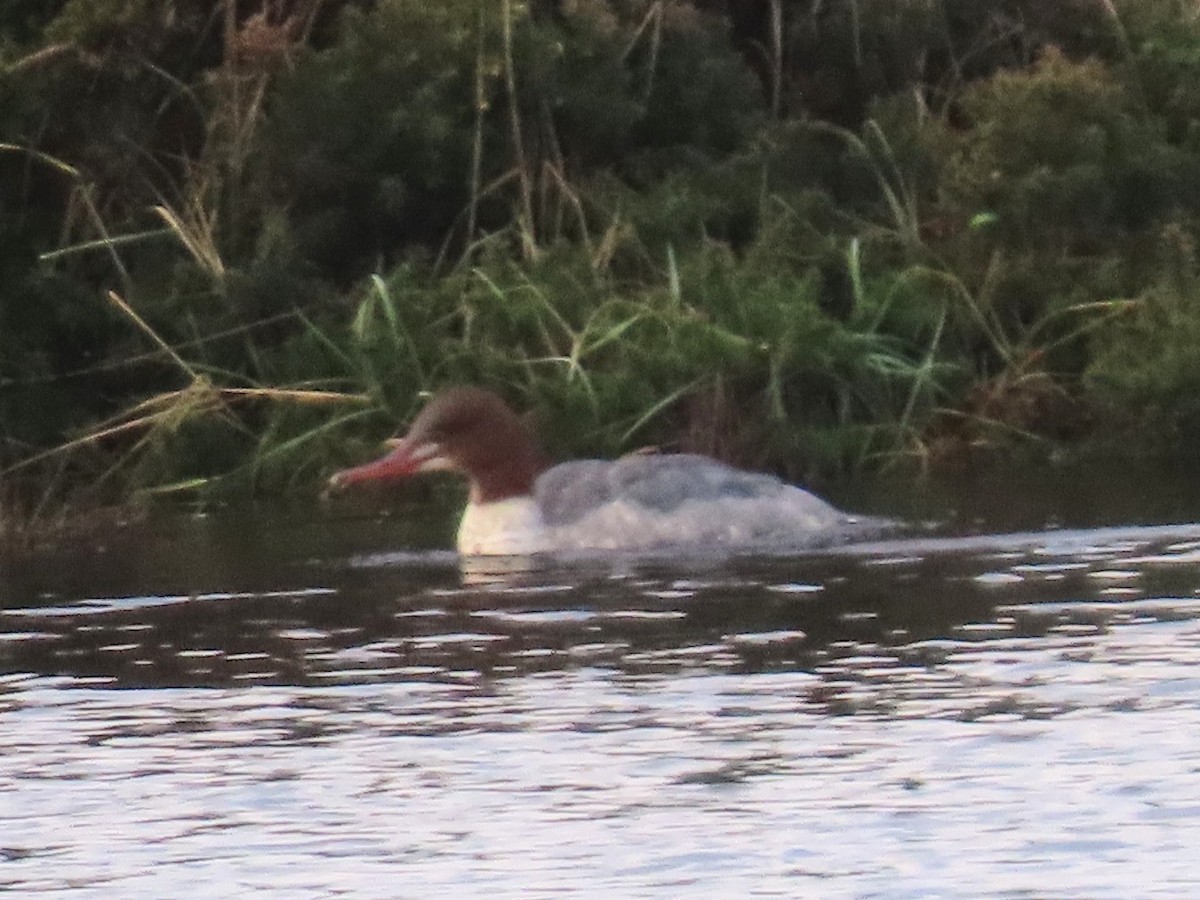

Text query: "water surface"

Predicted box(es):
[3, 466, 1200, 896]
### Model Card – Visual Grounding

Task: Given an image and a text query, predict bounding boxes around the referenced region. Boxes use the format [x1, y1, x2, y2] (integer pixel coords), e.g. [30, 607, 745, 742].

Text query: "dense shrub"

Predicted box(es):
[1086, 225, 1200, 447]
[7, 0, 1200, 504]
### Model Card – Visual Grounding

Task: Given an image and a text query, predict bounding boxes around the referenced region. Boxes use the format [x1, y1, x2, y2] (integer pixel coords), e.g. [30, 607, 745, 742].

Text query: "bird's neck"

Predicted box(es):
[457, 496, 547, 555]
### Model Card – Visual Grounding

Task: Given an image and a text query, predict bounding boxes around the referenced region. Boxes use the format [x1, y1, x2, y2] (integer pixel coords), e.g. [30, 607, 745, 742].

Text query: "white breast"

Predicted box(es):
[457, 497, 548, 556]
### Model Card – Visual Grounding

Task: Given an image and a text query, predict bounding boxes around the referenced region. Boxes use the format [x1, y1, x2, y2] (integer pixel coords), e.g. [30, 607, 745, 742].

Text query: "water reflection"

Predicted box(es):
[3, 508, 1200, 895]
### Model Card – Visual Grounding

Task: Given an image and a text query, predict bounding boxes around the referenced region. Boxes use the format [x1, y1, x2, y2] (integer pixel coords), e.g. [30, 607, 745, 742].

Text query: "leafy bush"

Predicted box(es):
[11, 0, 1200, 512]
[1086, 225, 1200, 446]
[262, 0, 488, 276]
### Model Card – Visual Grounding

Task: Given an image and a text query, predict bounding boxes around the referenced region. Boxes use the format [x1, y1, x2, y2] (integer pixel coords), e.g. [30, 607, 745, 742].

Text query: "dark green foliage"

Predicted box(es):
[262, 1, 486, 274]
[8, 0, 1200, 512]
[949, 51, 1199, 246]
[1086, 225, 1200, 446]
[626, 7, 763, 164]
[0, 268, 114, 451]
[1121, 0, 1200, 145]
[0, 2, 64, 50]
[260, 0, 763, 280]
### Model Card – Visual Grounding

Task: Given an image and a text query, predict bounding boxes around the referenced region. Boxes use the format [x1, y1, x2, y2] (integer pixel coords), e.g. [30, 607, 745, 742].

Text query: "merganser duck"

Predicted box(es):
[329, 386, 873, 555]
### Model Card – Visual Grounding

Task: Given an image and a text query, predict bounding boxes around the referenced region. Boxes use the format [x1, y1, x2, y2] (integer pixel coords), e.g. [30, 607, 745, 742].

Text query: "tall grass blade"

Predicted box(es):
[107, 291, 199, 379]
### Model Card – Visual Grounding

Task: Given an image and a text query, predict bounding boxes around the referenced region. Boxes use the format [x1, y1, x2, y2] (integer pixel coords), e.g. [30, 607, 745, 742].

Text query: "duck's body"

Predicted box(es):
[330, 387, 871, 556]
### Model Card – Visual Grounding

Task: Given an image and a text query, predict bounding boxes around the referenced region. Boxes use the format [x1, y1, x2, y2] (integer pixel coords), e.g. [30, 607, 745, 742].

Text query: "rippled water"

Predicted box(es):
[4, 472, 1200, 897]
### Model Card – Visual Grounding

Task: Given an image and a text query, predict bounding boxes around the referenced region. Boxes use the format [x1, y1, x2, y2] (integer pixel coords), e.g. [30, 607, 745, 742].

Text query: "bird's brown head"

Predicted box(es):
[328, 386, 542, 503]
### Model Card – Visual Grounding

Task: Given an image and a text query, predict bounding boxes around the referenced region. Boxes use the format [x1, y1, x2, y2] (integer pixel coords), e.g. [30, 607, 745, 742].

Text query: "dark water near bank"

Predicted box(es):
[3, 464, 1200, 897]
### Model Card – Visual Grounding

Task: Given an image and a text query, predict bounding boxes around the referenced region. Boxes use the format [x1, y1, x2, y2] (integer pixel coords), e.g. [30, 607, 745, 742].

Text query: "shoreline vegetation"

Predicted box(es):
[5, 0, 1200, 547]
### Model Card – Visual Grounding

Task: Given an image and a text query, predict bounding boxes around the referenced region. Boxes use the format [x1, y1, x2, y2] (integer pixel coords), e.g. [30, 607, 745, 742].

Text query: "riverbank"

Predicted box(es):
[4, 1, 1200, 525]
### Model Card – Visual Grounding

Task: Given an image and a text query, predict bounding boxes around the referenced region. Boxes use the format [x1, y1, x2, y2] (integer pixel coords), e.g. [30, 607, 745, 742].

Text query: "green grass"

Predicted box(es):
[7, 0, 1200, 518]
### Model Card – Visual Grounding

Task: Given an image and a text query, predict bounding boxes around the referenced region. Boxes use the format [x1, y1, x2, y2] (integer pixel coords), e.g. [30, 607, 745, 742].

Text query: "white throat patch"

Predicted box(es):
[457, 497, 548, 556]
